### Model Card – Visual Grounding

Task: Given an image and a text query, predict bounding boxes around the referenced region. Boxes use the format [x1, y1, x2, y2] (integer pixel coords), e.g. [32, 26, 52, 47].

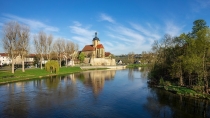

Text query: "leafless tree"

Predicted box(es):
[63, 40, 79, 67]
[2, 21, 19, 73]
[34, 31, 47, 69]
[17, 25, 30, 72]
[45, 34, 53, 60]
[128, 52, 135, 64]
[54, 38, 65, 67]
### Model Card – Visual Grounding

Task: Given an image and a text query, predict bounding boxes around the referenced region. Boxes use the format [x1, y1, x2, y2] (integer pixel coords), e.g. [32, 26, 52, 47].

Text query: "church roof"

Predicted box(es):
[97, 44, 104, 49]
[105, 52, 111, 57]
[82, 44, 104, 52]
[82, 45, 95, 51]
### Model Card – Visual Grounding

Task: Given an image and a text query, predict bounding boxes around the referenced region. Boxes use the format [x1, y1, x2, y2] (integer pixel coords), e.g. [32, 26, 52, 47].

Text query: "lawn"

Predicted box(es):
[0, 66, 82, 84]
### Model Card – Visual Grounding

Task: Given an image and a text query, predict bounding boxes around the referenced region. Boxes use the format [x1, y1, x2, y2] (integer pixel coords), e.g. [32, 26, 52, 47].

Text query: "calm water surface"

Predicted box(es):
[0, 68, 210, 118]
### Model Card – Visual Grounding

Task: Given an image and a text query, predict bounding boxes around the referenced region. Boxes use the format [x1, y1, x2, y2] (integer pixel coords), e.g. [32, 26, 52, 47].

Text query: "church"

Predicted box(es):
[81, 32, 105, 58]
[81, 32, 116, 66]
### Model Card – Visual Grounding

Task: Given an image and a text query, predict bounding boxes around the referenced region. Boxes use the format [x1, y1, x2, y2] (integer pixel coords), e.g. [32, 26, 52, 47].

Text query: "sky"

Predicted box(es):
[1, 0, 210, 55]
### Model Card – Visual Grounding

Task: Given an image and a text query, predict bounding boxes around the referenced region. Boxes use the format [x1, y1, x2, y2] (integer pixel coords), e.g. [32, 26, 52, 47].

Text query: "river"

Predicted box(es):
[0, 68, 209, 118]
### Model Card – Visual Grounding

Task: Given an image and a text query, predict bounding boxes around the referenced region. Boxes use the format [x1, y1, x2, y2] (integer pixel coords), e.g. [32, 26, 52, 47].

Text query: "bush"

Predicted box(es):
[45, 60, 59, 74]
[159, 77, 165, 86]
[192, 86, 204, 93]
[159, 77, 171, 86]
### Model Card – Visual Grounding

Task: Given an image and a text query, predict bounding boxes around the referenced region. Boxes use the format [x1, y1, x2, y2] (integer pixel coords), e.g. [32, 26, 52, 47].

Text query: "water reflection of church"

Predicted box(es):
[76, 70, 116, 95]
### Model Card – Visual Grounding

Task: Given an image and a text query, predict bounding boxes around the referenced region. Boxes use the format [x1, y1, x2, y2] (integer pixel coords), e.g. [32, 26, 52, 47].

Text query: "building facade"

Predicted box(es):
[81, 32, 116, 66]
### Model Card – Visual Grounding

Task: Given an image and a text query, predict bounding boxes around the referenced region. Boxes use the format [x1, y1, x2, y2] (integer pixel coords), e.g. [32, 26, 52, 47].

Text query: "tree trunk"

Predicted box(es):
[203, 50, 208, 93]
[22, 59, 25, 72]
[66, 58, 67, 67]
[11, 56, 14, 74]
[40, 55, 43, 69]
[179, 63, 183, 86]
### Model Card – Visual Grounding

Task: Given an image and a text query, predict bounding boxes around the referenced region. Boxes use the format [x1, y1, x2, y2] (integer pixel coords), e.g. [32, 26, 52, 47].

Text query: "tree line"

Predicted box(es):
[147, 19, 210, 94]
[2, 21, 78, 74]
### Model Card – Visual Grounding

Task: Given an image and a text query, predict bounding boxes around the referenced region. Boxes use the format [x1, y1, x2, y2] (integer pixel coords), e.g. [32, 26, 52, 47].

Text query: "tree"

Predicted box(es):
[128, 52, 135, 64]
[45, 60, 59, 74]
[17, 24, 30, 72]
[34, 31, 47, 69]
[63, 40, 79, 67]
[45, 34, 53, 60]
[53, 38, 65, 67]
[2, 21, 19, 73]
[192, 19, 208, 35]
[79, 52, 85, 63]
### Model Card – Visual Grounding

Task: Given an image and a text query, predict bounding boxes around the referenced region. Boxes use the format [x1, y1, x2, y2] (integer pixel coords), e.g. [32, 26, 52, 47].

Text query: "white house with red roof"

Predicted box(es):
[0, 53, 11, 66]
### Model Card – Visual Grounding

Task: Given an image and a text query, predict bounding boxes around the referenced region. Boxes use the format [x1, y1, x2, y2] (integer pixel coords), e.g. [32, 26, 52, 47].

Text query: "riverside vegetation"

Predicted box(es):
[147, 19, 210, 99]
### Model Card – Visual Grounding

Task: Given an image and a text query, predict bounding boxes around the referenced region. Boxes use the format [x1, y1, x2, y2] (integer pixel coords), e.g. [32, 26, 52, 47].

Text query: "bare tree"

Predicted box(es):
[128, 52, 135, 64]
[44, 34, 53, 60]
[54, 38, 65, 67]
[34, 31, 47, 69]
[2, 21, 19, 73]
[63, 40, 79, 67]
[17, 25, 30, 72]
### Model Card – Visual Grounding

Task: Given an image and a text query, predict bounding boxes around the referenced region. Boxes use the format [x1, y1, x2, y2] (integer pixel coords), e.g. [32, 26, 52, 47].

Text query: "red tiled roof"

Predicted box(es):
[82, 45, 95, 51]
[96, 44, 104, 49]
[27, 54, 36, 57]
[105, 52, 111, 57]
[0, 53, 8, 56]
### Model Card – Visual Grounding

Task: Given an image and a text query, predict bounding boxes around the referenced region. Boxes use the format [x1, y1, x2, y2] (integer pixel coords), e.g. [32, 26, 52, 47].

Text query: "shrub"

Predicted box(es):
[45, 60, 59, 74]
[159, 77, 171, 86]
[159, 77, 165, 86]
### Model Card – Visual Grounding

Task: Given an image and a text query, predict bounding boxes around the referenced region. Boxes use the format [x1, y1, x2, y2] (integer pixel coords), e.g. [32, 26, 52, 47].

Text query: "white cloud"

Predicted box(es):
[100, 13, 115, 23]
[130, 23, 161, 40]
[2, 14, 59, 32]
[69, 21, 96, 49]
[104, 22, 163, 54]
[165, 21, 182, 37]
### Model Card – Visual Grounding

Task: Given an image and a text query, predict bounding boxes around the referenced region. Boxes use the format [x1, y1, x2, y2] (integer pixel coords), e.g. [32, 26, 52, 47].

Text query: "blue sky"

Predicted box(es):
[1, 0, 210, 55]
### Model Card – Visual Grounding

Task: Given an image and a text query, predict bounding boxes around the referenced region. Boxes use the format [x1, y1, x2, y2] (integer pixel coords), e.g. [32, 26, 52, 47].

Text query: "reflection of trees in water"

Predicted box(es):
[33, 75, 77, 110]
[45, 75, 60, 90]
[128, 67, 149, 80]
[128, 68, 134, 80]
[1, 75, 78, 117]
[144, 88, 210, 118]
[140, 67, 149, 79]
[2, 83, 29, 117]
[76, 70, 116, 96]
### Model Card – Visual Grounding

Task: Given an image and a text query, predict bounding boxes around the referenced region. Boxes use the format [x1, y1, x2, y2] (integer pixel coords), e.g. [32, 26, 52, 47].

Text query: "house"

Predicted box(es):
[0, 53, 11, 66]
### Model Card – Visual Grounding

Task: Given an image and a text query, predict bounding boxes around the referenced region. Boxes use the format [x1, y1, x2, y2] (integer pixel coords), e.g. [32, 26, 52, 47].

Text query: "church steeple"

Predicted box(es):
[92, 32, 100, 41]
[92, 32, 100, 47]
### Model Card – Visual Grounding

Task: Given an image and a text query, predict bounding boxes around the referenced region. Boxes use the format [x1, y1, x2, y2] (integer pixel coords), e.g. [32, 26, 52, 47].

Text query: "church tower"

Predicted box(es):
[92, 32, 100, 47]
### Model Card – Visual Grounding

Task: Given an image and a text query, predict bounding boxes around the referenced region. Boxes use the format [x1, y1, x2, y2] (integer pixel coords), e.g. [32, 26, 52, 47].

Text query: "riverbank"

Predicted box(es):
[80, 65, 126, 70]
[0, 65, 127, 85]
[155, 85, 210, 100]
[0, 66, 91, 85]
[126, 64, 147, 68]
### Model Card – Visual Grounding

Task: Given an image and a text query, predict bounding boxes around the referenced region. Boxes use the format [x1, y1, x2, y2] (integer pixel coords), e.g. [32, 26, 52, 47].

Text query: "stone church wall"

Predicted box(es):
[89, 58, 116, 66]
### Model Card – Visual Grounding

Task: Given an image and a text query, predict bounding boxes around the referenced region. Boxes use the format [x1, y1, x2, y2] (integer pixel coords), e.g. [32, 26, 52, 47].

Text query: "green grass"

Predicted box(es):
[0, 67, 82, 84]
[126, 64, 147, 68]
[160, 85, 210, 100]
[0, 66, 110, 85]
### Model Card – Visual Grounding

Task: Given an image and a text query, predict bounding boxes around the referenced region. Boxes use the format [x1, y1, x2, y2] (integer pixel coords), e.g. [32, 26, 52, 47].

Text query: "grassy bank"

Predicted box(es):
[0, 67, 82, 84]
[126, 64, 147, 68]
[157, 85, 210, 100]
